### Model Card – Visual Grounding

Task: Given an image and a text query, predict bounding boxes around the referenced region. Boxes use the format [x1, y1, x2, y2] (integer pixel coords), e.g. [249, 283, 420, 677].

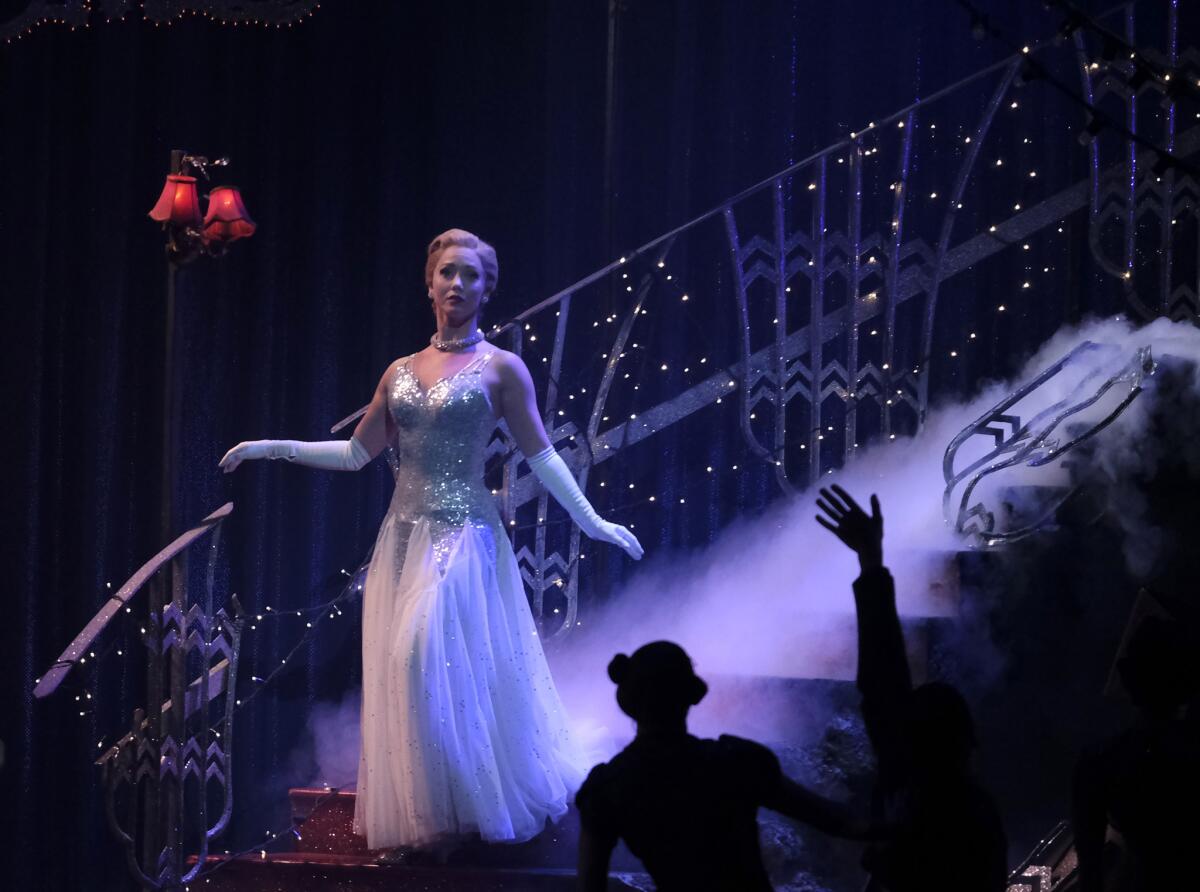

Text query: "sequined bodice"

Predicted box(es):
[386, 352, 500, 528]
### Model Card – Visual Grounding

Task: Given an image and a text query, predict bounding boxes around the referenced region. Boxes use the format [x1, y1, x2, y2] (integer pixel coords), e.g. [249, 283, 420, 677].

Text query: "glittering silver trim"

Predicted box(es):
[431, 330, 486, 352]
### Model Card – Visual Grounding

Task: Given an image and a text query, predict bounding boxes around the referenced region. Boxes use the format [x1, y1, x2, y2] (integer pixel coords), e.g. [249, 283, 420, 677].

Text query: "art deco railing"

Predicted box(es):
[328, 5, 1200, 638]
[35, 505, 244, 890]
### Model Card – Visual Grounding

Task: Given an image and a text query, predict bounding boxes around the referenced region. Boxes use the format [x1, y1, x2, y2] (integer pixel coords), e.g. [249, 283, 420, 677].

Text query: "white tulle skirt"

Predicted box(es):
[352, 512, 586, 849]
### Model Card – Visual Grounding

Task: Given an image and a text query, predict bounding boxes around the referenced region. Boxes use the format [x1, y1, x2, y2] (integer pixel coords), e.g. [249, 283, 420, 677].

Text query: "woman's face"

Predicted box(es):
[429, 246, 488, 325]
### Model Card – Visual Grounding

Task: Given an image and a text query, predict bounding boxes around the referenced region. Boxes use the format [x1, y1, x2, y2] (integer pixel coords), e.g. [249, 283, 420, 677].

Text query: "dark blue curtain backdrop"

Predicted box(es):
[3, 2, 1190, 888]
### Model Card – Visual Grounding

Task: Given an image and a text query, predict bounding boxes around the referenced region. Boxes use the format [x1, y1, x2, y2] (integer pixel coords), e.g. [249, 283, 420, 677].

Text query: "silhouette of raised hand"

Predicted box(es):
[816, 485, 883, 572]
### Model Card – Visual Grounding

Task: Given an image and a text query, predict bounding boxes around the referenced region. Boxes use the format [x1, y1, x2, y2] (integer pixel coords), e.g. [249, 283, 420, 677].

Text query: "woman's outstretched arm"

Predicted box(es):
[494, 351, 643, 560]
[219, 361, 398, 473]
[763, 775, 874, 840]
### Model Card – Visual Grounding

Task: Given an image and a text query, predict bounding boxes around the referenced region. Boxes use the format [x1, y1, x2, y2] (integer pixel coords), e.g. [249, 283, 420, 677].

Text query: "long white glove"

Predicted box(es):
[219, 437, 371, 473]
[526, 445, 644, 560]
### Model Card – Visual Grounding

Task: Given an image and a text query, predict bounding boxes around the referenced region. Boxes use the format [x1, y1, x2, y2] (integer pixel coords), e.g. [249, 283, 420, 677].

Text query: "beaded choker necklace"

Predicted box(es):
[431, 330, 486, 352]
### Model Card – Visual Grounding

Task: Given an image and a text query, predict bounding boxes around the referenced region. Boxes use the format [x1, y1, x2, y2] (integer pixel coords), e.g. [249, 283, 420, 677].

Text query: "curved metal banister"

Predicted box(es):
[34, 502, 233, 699]
[942, 342, 1153, 544]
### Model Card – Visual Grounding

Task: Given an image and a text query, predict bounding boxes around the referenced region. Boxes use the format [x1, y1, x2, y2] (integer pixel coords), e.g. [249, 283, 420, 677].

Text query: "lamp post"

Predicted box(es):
[142, 148, 255, 888]
[148, 149, 255, 544]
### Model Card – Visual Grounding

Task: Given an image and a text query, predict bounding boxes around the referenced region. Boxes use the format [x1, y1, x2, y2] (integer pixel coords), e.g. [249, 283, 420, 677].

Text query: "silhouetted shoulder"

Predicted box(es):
[576, 760, 612, 800]
[714, 734, 779, 763]
[575, 761, 618, 838]
[714, 735, 783, 796]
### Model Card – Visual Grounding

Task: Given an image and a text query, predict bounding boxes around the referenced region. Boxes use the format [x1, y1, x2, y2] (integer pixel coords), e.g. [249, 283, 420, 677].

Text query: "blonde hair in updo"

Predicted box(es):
[425, 228, 499, 297]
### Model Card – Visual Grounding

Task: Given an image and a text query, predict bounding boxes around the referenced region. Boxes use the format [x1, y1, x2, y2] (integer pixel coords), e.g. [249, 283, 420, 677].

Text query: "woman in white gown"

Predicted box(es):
[220, 229, 643, 849]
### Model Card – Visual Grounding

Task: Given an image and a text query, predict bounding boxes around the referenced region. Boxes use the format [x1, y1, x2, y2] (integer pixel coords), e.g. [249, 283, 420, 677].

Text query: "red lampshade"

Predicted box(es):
[148, 174, 202, 228]
[202, 185, 256, 242]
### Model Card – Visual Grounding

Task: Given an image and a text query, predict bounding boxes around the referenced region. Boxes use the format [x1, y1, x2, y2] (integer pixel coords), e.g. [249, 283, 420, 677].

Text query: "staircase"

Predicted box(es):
[189, 788, 650, 890]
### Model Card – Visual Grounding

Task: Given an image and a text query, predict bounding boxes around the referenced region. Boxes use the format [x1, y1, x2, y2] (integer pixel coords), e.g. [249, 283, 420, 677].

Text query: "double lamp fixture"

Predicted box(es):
[148, 150, 255, 263]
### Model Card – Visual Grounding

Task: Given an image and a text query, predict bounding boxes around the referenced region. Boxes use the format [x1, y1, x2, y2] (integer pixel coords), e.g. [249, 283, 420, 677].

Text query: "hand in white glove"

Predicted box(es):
[526, 446, 644, 560]
[586, 518, 645, 561]
[219, 437, 371, 473]
[218, 440, 286, 472]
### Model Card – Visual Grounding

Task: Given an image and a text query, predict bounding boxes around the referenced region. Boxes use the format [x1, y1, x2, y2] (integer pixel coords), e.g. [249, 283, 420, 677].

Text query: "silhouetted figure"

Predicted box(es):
[575, 640, 868, 891]
[816, 485, 1007, 892]
[1072, 610, 1200, 892]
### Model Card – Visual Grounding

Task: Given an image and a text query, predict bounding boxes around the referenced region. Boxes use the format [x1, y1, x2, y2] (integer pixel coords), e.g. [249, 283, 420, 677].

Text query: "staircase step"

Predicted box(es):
[288, 788, 642, 871]
[290, 788, 368, 855]
[190, 852, 650, 891]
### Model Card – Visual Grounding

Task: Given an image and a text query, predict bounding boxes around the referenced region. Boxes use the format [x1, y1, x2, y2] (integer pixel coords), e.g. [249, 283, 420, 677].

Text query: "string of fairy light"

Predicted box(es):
[31, 551, 380, 886]
[494, 143, 1094, 511]
[35, 552, 370, 769]
[954, 0, 1200, 177]
[476, 0, 1197, 620]
[30, 563, 387, 885]
[2, 1, 322, 44]
[490, 3, 1196, 506]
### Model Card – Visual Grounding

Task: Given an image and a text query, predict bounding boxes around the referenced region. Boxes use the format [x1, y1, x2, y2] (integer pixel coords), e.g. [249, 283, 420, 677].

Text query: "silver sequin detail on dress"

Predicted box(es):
[387, 352, 501, 572]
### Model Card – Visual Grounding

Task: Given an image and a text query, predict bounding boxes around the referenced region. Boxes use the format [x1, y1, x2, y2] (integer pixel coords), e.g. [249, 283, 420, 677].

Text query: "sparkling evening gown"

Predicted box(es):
[352, 351, 587, 849]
